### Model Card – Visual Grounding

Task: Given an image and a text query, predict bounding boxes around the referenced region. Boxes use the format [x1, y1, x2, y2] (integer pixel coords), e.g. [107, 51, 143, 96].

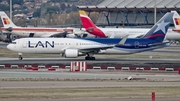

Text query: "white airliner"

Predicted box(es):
[0, 11, 83, 38]
[79, 10, 180, 40]
[7, 12, 173, 60]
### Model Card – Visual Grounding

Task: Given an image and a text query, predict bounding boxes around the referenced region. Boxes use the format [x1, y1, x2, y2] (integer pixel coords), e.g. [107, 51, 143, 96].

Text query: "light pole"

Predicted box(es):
[154, 0, 156, 24]
[10, 0, 12, 20]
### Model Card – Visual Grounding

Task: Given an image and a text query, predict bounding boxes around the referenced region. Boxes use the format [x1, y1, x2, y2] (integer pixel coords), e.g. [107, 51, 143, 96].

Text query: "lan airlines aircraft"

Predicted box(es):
[79, 10, 180, 40]
[7, 12, 173, 60]
[0, 11, 78, 38]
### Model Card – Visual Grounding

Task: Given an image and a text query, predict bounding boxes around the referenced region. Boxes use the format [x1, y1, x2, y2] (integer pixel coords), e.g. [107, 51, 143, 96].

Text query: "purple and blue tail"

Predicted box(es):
[142, 12, 174, 42]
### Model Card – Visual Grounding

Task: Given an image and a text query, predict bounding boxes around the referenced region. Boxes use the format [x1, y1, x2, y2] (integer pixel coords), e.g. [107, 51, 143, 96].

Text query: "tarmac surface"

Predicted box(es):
[0, 58, 180, 67]
[0, 43, 180, 67]
[0, 43, 180, 101]
[0, 42, 8, 48]
[0, 71, 180, 81]
[0, 70, 179, 101]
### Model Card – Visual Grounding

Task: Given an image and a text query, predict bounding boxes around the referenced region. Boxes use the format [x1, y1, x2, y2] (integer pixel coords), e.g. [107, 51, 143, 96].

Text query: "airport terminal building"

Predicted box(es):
[77, 0, 180, 27]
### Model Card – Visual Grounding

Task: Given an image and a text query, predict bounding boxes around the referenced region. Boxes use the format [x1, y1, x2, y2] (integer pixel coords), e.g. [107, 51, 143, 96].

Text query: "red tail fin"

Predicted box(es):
[79, 10, 96, 29]
[79, 10, 106, 37]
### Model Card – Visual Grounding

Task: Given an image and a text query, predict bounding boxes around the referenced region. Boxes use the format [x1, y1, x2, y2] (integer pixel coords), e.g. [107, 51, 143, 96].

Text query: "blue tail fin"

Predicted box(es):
[142, 12, 174, 42]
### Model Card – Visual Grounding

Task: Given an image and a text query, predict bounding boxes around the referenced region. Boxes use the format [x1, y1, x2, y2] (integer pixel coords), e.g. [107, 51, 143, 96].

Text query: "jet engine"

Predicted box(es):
[5, 27, 13, 42]
[63, 49, 79, 58]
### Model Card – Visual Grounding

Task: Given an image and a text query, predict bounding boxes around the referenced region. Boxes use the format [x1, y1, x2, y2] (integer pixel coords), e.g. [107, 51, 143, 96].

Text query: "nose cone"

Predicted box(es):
[7, 44, 12, 50]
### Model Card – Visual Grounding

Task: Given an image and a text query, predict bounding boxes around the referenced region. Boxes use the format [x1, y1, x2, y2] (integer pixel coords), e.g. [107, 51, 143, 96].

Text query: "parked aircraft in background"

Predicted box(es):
[7, 12, 173, 60]
[79, 10, 180, 40]
[172, 11, 180, 33]
[0, 11, 91, 39]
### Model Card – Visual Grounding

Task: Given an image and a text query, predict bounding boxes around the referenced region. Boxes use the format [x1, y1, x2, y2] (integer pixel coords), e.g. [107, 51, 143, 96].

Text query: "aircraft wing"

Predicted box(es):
[49, 32, 70, 37]
[49, 29, 74, 37]
[78, 35, 128, 53]
[39, 29, 74, 38]
[78, 45, 114, 53]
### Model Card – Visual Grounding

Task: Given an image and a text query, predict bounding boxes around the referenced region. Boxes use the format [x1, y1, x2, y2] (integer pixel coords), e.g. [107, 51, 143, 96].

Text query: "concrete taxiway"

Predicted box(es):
[0, 70, 179, 101]
[0, 44, 180, 67]
[0, 42, 8, 48]
[0, 71, 180, 81]
[0, 58, 180, 67]
[1, 58, 180, 63]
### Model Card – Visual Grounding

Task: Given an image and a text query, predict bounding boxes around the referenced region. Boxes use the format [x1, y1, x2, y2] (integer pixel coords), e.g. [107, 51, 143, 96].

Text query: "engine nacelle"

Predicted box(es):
[64, 49, 79, 58]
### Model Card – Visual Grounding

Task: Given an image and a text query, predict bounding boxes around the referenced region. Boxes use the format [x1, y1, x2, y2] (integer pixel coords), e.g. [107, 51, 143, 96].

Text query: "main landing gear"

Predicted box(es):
[85, 56, 95, 60]
[18, 53, 23, 60]
[85, 53, 95, 60]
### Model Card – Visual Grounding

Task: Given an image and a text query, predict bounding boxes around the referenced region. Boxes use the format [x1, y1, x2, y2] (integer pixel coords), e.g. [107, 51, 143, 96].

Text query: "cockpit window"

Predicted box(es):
[11, 42, 17, 44]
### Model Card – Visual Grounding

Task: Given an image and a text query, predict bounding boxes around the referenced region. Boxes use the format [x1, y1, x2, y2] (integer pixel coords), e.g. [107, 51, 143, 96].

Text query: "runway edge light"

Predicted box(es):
[178, 68, 180, 74]
[152, 92, 155, 101]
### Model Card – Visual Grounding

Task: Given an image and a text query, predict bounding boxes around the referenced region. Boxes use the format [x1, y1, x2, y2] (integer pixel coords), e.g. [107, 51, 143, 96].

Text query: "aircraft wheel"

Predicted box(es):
[85, 56, 89, 60]
[85, 56, 95, 60]
[91, 57, 96, 60]
[18, 56, 23, 60]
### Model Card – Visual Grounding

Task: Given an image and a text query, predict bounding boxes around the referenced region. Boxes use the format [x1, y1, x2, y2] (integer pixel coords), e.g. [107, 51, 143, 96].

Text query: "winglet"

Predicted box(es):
[116, 35, 129, 46]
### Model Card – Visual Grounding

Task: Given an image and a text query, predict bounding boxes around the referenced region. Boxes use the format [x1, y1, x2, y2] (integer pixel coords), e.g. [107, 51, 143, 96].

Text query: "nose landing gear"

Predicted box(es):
[18, 53, 23, 60]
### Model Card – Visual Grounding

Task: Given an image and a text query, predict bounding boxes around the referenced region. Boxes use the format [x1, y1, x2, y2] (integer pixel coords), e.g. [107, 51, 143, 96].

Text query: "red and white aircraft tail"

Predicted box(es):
[171, 11, 180, 33]
[172, 11, 180, 29]
[79, 10, 106, 37]
[0, 11, 18, 28]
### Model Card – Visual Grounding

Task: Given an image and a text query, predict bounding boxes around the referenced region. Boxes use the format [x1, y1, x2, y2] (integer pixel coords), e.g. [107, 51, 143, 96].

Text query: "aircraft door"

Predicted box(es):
[29, 33, 35, 37]
[22, 41, 27, 48]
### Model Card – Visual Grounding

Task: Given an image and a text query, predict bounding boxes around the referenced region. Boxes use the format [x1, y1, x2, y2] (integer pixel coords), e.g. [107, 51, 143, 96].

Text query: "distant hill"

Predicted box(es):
[0, 0, 104, 27]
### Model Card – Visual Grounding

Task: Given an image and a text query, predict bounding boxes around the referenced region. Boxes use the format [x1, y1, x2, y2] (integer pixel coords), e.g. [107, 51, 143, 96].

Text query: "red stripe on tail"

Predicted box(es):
[175, 18, 179, 25]
[3, 18, 7, 24]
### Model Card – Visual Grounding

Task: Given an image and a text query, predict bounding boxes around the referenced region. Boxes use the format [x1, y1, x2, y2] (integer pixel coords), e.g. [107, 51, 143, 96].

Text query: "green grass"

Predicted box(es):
[0, 86, 179, 99]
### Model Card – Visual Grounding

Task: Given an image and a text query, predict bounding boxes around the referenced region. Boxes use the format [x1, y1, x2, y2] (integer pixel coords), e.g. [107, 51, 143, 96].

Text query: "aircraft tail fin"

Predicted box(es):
[79, 10, 97, 30]
[79, 10, 106, 37]
[142, 12, 173, 42]
[171, 11, 180, 29]
[0, 11, 17, 28]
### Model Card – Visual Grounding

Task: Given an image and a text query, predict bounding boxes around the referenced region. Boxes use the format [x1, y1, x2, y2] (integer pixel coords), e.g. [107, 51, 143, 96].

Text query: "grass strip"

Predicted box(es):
[0, 78, 177, 82]
[0, 86, 179, 99]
